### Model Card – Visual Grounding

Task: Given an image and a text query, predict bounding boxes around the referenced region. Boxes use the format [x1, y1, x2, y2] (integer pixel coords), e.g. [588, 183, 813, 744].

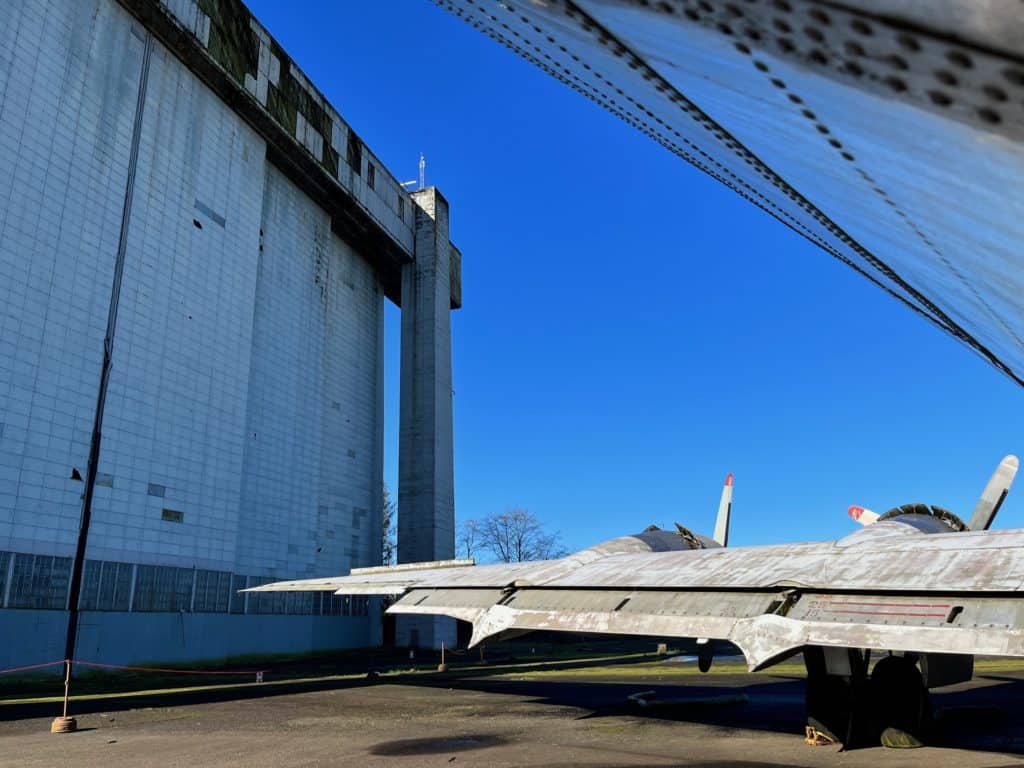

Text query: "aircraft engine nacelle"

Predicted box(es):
[577, 473, 735, 558]
[573, 525, 717, 561]
[848, 455, 1017, 535]
[840, 505, 967, 546]
[877, 504, 968, 534]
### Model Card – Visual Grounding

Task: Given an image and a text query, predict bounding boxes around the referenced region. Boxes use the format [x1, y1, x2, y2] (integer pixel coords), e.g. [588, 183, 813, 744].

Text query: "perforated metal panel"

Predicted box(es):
[438, 0, 1024, 384]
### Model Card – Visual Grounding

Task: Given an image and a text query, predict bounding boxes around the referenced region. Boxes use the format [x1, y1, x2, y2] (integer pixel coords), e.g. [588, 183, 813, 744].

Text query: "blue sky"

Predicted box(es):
[247, 1, 1023, 551]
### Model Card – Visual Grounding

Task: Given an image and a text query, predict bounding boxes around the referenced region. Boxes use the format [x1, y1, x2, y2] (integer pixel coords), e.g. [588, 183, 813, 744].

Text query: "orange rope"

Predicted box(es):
[0, 660, 64, 676]
[72, 660, 266, 676]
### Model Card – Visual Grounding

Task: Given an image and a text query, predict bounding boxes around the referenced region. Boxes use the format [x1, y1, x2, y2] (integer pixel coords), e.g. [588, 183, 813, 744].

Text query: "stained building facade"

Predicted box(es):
[0, 0, 459, 668]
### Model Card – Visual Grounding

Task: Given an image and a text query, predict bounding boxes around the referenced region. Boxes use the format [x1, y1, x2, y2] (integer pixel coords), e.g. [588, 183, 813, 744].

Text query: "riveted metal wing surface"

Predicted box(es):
[250, 484, 1024, 673]
[433, 0, 1024, 385]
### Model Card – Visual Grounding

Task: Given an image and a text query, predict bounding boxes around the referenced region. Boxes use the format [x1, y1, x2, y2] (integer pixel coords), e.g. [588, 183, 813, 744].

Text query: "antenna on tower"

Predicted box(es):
[400, 152, 427, 190]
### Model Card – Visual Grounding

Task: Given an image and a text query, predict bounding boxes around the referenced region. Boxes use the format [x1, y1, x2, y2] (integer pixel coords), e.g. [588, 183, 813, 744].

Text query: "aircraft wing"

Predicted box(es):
[246, 558, 541, 595]
[436, 0, 1024, 386]
[251, 523, 1024, 671]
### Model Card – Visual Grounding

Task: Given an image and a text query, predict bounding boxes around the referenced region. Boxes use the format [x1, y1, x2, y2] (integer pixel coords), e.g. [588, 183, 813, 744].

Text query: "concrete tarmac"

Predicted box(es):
[3, 663, 1024, 767]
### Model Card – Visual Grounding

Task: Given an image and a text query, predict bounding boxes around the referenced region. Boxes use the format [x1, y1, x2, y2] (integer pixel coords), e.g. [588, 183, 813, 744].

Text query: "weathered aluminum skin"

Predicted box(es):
[251, 521, 1024, 670]
[253, 523, 1024, 592]
[433, 0, 1024, 384]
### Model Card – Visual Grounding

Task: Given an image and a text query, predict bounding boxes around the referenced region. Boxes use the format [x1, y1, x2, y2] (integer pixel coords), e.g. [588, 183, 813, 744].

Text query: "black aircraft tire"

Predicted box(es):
[803, 647, 875, 748]
[805, 673, 853, 745]
[870, 656, 932, 748]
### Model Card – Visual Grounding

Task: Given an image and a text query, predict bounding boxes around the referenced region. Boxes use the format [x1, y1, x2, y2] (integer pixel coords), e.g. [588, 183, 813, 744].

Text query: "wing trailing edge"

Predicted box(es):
[388, 585, 1024, 672]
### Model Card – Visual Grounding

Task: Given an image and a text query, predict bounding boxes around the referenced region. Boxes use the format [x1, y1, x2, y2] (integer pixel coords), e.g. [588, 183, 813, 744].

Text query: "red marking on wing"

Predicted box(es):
[824, 601, 952, 609]
[817, 599, 952, 619]
[724, 473, 733, 487]
[826, 608, 948, 618]
[848, 506, 864, 520]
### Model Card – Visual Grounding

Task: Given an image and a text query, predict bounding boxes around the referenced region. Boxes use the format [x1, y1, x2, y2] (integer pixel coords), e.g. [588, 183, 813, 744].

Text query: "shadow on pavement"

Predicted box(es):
[6, 646, 1024, 760]
[0, 646, 658, 722]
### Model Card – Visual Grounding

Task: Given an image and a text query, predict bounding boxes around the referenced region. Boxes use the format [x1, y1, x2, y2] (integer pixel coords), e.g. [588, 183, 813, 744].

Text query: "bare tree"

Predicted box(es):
[471, 508, 568, 563]
[457, 518, 482, 561]
[382, 485, 396, 565]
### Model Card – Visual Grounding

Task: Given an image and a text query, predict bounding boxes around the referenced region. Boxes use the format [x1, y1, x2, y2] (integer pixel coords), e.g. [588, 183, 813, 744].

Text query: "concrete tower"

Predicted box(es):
[396, 188, 457, 650]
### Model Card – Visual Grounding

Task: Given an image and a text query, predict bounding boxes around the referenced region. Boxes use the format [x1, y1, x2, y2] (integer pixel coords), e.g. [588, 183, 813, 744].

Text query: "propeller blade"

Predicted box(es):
[713, 473, 733, 547]
[848, 505, 879, 526]
[967, 455, 1019, 531]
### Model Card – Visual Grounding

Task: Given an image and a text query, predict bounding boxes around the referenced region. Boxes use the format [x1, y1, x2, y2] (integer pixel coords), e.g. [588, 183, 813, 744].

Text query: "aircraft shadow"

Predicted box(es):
[406, 666, 1024, 757]
[5, 651, 1024, 758]
[0, 647, 658, 723]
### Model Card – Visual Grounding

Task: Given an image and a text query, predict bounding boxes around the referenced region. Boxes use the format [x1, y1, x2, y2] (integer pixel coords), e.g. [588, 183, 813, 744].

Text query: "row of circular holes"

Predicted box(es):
[459, 0, 848, 253]
[848, 161, 1022, 346]
[468, 9, 745, 194]
[659, 1, 1019, 113]
[665, 3, 1008, 339]
[738, 38, 1006, 344]
[771, 55, 961, 281]
[530, 1, 909, 275]
[655, 0, 1023, 125]
[536, 4, 883, 254]
[486, 0, 1013, 362]
[451, 0, 970, 334]
[665, 0, 1024, 82]
[469, 0, 892, 269]
[736, 44, 858, 163]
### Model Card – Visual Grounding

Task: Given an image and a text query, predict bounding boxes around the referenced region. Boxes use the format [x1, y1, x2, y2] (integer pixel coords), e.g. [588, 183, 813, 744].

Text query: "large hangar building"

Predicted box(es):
[0, 0, 460, 667]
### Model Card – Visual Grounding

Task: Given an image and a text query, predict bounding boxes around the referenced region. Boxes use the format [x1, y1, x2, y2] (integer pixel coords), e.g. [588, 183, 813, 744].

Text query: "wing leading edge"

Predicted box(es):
[251, 521, 1024, 671]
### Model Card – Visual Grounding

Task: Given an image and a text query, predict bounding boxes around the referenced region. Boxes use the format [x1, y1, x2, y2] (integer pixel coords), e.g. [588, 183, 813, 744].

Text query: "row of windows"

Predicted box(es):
[347, 133, 408, 224]
[7, 553, 72, 609]
[0, 551, 369, 617]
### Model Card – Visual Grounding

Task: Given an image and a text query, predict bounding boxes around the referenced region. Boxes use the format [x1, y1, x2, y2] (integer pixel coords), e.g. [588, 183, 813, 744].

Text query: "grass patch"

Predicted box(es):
[5, 643, 1024, 709]
[489, 657, 801, 681]
[0, 642, 660, 705]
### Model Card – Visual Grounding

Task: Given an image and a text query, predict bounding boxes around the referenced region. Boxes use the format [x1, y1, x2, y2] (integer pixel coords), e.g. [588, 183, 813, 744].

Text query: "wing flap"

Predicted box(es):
[388, 585, 1024, 672]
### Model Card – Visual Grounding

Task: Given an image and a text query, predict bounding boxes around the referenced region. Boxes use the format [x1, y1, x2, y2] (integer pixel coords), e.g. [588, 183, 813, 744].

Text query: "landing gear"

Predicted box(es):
[697, 638, 713, 673]
[804, 647, 873, 747]
[803, 647, 932, 749]
[871, 655, 932, 748]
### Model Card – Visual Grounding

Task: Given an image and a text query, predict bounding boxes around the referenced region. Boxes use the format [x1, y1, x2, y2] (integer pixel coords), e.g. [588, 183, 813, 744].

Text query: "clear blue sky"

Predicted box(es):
[248, 1, 1023, 550]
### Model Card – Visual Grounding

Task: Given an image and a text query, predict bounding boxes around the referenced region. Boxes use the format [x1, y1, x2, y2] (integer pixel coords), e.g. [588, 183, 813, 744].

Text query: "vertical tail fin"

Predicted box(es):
[713, 473, 733, 547]
[967, 454, 1019, 531]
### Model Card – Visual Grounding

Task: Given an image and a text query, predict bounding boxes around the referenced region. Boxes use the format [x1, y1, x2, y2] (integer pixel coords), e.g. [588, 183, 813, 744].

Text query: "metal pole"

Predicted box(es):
[62, 660, 71, 719]
[63, 33, 153, 668]
[51, 659, 76, 733]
